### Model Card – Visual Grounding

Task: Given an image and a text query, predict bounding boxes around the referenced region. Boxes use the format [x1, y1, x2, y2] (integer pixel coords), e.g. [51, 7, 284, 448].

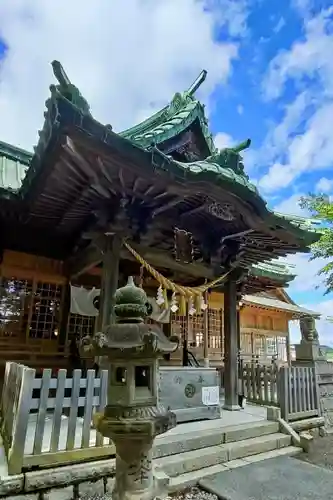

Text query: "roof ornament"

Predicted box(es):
[206, 139, 251, 178]
[51, 60, 92, 116]
[167, 69, 207, 117]
[186, 70, 207, 97]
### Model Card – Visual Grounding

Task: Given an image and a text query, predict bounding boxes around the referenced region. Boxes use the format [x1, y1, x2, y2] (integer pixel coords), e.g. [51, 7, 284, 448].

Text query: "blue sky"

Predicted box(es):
[0, 0, 332, 344]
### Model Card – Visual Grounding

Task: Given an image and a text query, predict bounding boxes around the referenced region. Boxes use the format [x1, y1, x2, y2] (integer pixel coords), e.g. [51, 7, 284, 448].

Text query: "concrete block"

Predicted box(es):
[154, 468, 170, 498]
[6, 496, 37, 500]
[168, 464, 228, 492]
[266, 406, 281, 421]
[300, 431, 314, 453]
[224, 459, 247, 469]
[223, 421, 278, 443]
[242, 446, 300, 464]
[79, 479, 105, 497]
[155, 444, 228, 477]
[25, 458, 115, 492]
[0, 474, 24, 496]
[153, 428, 224, 458]
[319, 426, 327, 437]
[45, 487, 73, 500]
[227, 433, 289, 461]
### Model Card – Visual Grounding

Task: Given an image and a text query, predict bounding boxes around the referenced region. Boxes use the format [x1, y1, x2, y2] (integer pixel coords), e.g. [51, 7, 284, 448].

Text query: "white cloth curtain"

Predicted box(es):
[70, 286, 100, 317]
[70, 286, 171, 323]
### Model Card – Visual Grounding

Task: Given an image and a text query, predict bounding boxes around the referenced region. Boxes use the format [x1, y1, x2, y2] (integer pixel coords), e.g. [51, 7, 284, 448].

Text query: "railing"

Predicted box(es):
[278, 366, 320, 422]
[240, 362, 279, 406]
[0, 361, 322, 475]
[0, 362, 26, 462]
[0, 362, 113, 475]
[240, 361, 321, 421]
[187, 349, 200, 367]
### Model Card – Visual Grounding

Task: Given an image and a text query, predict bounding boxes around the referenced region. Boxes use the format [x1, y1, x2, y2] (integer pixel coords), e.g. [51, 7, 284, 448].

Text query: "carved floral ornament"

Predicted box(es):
[207, 201, 235, 221]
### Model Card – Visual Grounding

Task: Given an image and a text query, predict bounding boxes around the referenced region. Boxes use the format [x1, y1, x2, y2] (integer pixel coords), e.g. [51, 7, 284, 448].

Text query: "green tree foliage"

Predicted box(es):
[300, 194, 333, 294]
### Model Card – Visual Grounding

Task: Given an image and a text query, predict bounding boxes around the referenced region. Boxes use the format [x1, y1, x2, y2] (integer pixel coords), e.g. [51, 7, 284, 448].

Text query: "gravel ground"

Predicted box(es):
[166, 487, 218, 500]
[297, 434, 333, 471]
[79, 486, 217, 500]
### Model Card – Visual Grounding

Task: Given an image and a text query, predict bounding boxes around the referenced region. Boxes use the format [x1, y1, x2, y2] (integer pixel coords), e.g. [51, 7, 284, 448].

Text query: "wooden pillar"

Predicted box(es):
[286, 329, 291, 366]
[250, 332, 255, 359]
[203, 291, 209, 367]
[96, 235, 121, 369]
[182, 306, 190, 366]
[97, 235, 121, 331]
[223, 273, 239, 410]
[220, 308, 224, 361]
[58, 282, 71, 347]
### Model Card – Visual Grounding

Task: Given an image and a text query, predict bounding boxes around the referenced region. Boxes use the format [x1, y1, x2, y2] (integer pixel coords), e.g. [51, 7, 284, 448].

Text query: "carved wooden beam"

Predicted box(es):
[66, 236, 105, 278]
[128, 244, 215, 279]
[66, 238, 216, 280]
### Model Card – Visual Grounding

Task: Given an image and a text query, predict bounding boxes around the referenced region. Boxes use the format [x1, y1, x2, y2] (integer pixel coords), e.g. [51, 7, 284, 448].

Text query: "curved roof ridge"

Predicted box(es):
[120, 70, 216, 153]
[0, 140, 33, 166]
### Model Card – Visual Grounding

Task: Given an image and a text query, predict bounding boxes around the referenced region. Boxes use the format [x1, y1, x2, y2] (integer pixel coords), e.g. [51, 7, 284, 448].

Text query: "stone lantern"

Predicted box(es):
[85, 276, 177, 500]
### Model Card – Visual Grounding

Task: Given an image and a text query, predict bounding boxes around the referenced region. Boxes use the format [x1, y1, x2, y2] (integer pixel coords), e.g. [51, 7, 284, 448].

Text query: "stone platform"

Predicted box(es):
[199, 456, 333, 500]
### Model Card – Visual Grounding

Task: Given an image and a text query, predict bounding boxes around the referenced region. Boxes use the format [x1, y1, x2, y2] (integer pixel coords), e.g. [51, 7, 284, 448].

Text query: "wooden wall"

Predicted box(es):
[0, 250, 66, 284]
[209, 291, 290, 335]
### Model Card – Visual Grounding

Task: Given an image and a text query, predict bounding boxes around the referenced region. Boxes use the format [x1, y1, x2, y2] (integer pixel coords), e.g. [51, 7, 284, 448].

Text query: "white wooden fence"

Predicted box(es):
[0, 362, 114, 475]
[0, 361, 322, 475]
[278, 366, 320, 422]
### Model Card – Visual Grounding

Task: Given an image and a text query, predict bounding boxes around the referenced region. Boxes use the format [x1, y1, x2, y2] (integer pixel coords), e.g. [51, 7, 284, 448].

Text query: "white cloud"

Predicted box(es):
[273, 17, 286, 34]
[262, 7, 333, 101]
[214, 132, 235, 149]
[257, 7, 333, 193]
[237, 104, 244, 115]
[316, 177, 333, 193]
[0, 0, 246, 151]
[274, 193, 309, 216]
[280, 252, 329, 294]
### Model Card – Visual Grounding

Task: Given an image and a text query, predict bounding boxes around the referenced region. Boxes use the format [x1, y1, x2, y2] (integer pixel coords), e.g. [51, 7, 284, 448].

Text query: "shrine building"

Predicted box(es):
[0, 62, 320, 408]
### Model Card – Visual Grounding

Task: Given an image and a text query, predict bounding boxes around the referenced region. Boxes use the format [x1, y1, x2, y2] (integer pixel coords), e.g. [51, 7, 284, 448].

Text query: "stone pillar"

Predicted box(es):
[223, 273, 239, 410]
[112, 439, 154, 500]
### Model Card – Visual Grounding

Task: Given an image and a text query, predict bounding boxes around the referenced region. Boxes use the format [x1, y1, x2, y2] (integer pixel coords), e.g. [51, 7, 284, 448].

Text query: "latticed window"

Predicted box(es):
[67, 313, 96, 342]
[266, 337, 277, 356]
[0, 277, 62, 340]
[171, 312, 204, 346]
[208, 308, 222, 350]
[0, 278, 33, 338]
[240, 332, 252, 355]
[29, 282, 62, 339]
[255, 335, 265, 356]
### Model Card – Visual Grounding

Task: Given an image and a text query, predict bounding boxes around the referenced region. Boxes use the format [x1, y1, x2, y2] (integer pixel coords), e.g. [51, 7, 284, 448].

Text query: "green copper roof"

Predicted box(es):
[274, 212, 322, 231]
[251, 260, 296, 282]
[121, 70, 216, 153]
[0, 61, 321, 258]
[121, 93, 215, 152]
[0, 140, 32, 194]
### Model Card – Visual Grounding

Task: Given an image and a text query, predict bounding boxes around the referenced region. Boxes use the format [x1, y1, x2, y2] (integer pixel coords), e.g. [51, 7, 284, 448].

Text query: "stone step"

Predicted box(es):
[153, 420, 279, 459]
[155, 432, 292, 477]
[168, 446, 301, 492]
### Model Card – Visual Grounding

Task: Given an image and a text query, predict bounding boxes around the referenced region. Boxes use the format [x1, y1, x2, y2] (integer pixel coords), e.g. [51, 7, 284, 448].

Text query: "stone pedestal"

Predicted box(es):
[295, 342, 324, 363]
[95, 406, 175, 500]
[294, 342, 333, 432]
[113, 440, 154, 500]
